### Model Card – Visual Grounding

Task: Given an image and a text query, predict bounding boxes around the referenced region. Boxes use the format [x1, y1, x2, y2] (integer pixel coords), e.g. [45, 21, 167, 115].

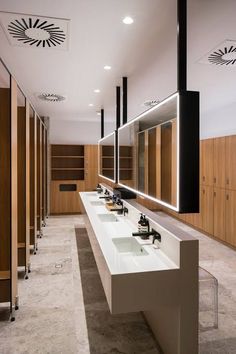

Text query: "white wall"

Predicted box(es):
[201, 103, 236, 139]
[50, 119, 115, 145]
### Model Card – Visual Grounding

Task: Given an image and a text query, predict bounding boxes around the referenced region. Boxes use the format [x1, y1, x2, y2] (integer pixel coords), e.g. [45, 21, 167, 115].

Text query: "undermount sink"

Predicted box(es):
[90, 200, 104, 206]
[112, 237, 148, 256]
[98, 213, 119, 222]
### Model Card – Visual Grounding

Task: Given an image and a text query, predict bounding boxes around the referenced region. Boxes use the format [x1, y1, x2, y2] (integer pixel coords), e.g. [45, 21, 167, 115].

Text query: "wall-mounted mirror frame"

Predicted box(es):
[118, 91, 199, 213]
[98, 131, 117, 183]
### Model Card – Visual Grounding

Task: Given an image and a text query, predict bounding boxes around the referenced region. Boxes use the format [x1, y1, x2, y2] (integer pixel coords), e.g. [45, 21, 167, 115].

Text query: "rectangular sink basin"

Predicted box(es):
[98, 213, 119, 222]
[87, 192, 98, 197]
[90, 200, 104, 206]
[112, 237, 148, 256]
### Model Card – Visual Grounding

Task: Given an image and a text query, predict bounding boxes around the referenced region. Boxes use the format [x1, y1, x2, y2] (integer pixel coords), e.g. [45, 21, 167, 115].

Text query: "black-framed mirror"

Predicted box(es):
[98, 131, 117, 183]
[118, 91, 199, 213]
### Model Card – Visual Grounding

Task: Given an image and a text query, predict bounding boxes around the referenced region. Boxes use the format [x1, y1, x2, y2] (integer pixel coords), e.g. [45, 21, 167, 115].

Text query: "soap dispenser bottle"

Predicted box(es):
[140, 215, 150, 239]
[116, 198, 123, 210]
[138, 214, 143, 232]
[96, 184, 102, 193]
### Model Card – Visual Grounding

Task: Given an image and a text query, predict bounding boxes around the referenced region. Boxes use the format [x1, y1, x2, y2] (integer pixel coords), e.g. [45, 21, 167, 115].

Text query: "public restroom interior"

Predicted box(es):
[0, 1, 236, 353]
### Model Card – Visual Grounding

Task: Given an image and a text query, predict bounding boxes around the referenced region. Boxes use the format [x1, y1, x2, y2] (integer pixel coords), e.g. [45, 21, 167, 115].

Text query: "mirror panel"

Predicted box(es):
[118, 91, 199, 212]
[98, 132, 116, 183]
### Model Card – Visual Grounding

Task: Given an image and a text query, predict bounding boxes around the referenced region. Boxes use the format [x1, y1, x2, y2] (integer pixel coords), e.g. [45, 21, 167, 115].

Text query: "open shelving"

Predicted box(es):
[119, 146, 133, 181]
[51, 145, 85, 180]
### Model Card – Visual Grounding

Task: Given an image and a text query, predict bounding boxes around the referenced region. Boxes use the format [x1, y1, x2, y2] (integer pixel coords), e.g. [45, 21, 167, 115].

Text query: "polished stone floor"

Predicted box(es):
[0, 214, 235, 353]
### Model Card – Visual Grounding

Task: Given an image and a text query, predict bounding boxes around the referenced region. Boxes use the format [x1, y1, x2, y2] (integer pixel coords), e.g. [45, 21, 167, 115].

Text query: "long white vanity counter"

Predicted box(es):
[80, 188, 199, 354]
[80, 191, 178, 275]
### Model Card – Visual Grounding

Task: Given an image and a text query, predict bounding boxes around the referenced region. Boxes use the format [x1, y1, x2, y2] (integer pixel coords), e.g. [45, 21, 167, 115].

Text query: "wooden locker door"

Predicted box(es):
[84, 145, 98, 191]
[225, 190, 236, 247]
[202, 185, 213, 234]
[213, 137, 225, 189]
[193, 187, 202, 229]
[213, 187, 225, 241]
[201, 139, 213, 186]
[226, 135, 236, 191]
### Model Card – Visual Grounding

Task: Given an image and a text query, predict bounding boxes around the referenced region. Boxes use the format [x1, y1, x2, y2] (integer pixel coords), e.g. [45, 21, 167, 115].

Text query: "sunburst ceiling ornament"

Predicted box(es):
[38, 93, 66, 102]
[8, 17, 66, 48]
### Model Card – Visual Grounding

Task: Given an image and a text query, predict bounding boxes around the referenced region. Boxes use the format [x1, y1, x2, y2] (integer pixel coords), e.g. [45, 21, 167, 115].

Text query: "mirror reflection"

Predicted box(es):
[118, 93, 177, 208]
[98, 132, 116, 182]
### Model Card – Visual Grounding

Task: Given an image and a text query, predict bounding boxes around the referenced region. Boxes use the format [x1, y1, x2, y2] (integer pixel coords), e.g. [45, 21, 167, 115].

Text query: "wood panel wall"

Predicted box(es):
[36, 118, 42, 234]
[30, 113, 37, 251]
[11, 77, 18, 312]
[0, 87, 11, 302]
[17, 105, 27, 268]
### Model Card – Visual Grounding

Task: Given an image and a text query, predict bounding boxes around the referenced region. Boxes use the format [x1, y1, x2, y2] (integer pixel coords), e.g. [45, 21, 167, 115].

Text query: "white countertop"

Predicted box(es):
[80, 191, 178, 275]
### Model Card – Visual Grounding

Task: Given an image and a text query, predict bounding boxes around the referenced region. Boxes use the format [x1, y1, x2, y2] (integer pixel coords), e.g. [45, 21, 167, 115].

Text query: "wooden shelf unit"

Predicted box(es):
[100, 145, 115, 180]
[50, 144, 98, 214]
[119, 145, 133, 181]
[51, 144, 84, 181]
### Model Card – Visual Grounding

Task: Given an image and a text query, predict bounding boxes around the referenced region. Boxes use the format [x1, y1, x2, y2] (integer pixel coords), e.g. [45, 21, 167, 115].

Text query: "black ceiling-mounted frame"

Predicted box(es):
[122, 77, 127, 125]
[177, 0, 187, 91]
[100, 108, 104, 139]
[116, 86, 121, 130]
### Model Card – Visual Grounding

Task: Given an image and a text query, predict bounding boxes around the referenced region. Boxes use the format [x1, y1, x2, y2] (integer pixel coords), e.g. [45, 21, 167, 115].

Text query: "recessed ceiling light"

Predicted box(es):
[89, 103, 94, 107]
[122, 16, 134, 25]
[104, 65, 111, 70]
[94, 89, 100, 93]
[97, 111, 101, 116]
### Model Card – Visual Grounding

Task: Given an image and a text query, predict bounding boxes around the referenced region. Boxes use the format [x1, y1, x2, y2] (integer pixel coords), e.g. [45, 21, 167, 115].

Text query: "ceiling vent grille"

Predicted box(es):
[0, 12, 69, 50]
[143, 99, 160, 107]
[38, 93, 66, 102]
[198, 40, 236, 66]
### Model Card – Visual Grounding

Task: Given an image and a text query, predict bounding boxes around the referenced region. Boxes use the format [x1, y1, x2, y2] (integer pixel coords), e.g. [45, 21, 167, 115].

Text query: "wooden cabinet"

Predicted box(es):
[186, 188, 203, 229]
[50, 180, 85, 214]
[213, 188, 225, 241]
[200, 139, 213, 185]
[226, 135, 236, 191]
[160, 135, 236, 249]
[201, 186, 213, 234]
[85, 145, 98, 191]
[225, 190, 236, 247]
[213, 137, 225, 188]
[50, 144, 98, 214]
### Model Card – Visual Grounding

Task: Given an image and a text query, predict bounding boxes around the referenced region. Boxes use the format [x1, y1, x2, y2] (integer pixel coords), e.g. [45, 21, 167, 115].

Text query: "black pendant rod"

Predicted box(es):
[116, 86, 121, 130]
[177, 0, 187, 91]
[101, 108, 104, 138]
[122, 77, 127, 125]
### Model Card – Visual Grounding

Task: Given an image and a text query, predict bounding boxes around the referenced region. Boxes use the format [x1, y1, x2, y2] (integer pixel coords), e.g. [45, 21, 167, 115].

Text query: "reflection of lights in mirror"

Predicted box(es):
[98, 131, 117, 183]
[118, 91, 199, 213]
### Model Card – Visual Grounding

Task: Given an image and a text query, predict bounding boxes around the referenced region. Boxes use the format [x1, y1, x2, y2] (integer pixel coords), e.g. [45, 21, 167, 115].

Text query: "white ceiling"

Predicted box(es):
[0, 0, 236, 125]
